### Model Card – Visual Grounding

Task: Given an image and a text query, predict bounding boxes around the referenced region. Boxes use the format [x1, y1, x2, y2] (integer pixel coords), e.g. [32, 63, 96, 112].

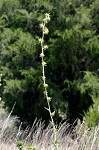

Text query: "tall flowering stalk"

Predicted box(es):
[39, 13, 58, 149]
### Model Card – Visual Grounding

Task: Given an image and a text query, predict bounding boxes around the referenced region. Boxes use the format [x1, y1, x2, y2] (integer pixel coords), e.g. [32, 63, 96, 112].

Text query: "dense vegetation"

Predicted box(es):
[0, 0, 99, 127]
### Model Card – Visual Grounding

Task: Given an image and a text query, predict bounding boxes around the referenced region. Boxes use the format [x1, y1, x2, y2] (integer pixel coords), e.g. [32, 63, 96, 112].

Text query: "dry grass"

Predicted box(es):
[0, 113, 99, 150]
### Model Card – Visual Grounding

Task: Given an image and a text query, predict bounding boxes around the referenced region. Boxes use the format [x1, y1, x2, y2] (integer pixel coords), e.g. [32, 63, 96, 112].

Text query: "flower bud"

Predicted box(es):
[43, 91, 47, 95]
[0, 74, 2, 77]
[42, 76, 46, 80]
[43, 18, 48, 24]
[47, 97, 52, 102]
[44, 83, 48, 88]
[51, 111, 55, 117]
[40, 53, 45, 58]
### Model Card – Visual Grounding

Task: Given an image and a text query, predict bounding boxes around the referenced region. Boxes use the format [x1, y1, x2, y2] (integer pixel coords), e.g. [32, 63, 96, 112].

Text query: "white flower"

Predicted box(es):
[45, 13, 51, 21]
[40, 53, 45, 58]
[43, 27, 49, 35]
[39, 38, 43, 43]
[43, 13, 50, 24]
[40, 23, 44, 28]
[43, 45, 48, 50]
[42, 61, 47, 66]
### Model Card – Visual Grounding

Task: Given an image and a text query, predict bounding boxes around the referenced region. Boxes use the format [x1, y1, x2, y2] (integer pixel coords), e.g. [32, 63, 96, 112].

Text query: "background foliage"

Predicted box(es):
[0, 0, 99, 126]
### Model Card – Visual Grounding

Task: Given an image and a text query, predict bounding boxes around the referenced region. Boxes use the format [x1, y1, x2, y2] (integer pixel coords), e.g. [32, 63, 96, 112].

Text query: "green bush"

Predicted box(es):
[76, 71, 99, 126]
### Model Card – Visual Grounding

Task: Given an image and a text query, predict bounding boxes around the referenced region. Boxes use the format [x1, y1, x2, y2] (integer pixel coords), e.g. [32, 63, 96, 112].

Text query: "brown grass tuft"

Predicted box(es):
[0, 115, 99, 150]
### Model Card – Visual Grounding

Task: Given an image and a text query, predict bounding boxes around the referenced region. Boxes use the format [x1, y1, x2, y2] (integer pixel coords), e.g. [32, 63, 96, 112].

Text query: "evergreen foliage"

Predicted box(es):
[0, 0, 99, 126]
